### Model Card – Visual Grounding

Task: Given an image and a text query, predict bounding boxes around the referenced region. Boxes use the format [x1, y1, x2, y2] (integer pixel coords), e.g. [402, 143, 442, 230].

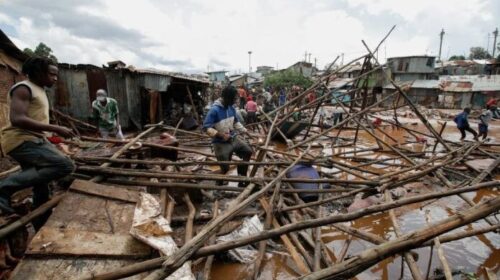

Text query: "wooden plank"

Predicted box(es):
[26, 226, 151, 257]
[45, 192, 136, 234]
[9, 180, 153, 280]
[464, 158, 496, 173]
[11, 258, 147, 280]
[70, 179, 139, 203]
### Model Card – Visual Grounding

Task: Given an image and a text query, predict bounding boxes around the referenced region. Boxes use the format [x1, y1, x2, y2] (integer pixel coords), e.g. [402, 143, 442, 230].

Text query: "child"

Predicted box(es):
[478, 105, 493, 140]
[454, 108, 478, 141]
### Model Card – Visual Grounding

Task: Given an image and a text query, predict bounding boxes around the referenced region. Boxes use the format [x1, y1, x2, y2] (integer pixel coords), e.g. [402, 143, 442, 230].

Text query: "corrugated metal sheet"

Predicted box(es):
[105, 71, 129, 128]
[438, 81, 473, 92]
[86, 69, 107, 102]
[53, 69, 92, 119]
[327, 78, 351, 89]
[383, 79, 439, 90]
[142, 74, 170, 92]
[439, 75, 500, 92]
[125, 73, 144, 129]
[131, 67, 208, 84]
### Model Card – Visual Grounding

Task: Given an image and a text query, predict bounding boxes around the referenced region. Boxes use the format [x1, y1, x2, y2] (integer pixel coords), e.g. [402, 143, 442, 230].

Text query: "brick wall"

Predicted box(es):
[0, 66, 24, 128]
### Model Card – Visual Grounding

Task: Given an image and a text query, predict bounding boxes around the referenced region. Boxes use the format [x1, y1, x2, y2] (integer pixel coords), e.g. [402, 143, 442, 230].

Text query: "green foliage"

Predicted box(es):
[23, 42, 58, 62]
[449, 55, 466, 61]
[264, 69, 313, 89]
[468, 46, 492, 60]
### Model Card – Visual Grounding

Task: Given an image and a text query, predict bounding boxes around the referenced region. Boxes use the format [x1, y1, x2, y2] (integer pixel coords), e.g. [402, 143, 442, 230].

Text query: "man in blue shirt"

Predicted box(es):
[454, 107, 478, 141]
[203, 86, 254, 186]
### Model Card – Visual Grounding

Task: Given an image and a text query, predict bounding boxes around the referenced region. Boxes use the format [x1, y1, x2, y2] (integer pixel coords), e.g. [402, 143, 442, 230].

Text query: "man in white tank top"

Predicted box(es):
[0, 57, 75, 229]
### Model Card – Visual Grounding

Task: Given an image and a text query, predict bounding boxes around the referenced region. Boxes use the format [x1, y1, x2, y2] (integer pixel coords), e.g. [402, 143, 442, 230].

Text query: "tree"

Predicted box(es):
[468, 46, 492, 60]
[448, 55, 466, 61]
[23, 42, 58, 62]
[264, 69, 313, 89]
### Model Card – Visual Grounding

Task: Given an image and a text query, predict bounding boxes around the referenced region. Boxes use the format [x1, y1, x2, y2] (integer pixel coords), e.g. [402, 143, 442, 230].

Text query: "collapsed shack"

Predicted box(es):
[49, 63, 209, 132]
[1, 27, 499, 280]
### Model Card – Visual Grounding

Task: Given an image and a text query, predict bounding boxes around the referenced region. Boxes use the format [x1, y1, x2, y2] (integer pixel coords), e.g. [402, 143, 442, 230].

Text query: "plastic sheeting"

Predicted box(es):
[216, 215, 263, 263]
[130, 193, 195, 280]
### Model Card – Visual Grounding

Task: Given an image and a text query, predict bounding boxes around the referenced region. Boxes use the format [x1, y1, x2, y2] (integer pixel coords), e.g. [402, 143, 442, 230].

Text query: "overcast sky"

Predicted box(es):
[0, 0, 499, 74]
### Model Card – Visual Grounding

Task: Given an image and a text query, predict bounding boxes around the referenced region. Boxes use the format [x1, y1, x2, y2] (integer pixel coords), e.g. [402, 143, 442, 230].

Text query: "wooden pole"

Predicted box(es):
[202, 201, 218, 280]
[425, 211, 452, 280]
[253, 183, 282, 279]
[77, 165, 377, 186]
[432, 121, 447, 153]
[0, 194, 64, 240]
[80, 136, 215, 158]
[90, 122, 161, 183]
[385, 190, 424, 280]
[186, 85, 201, 125]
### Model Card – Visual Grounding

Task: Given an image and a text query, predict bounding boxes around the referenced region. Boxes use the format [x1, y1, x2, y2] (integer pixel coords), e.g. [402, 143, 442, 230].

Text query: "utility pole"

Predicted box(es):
[314, 58, 317, 68]
[493, 28, 498, 58]
[308, 53, 312, 63]
[304, 51, 308, 62]
[438, 28, 445, 62]
[248, 51, 252, 73]
[341, 53, 344, 66]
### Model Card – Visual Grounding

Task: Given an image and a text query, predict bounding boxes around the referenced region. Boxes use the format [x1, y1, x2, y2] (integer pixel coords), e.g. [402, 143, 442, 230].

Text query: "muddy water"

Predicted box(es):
[202, 118, 499, 279]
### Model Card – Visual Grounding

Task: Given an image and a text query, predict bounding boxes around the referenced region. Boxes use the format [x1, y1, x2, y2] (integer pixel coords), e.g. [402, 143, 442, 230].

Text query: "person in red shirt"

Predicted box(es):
[237, 86, 247, 109]
[245, 96, 258, 125]
[486, 97, 497, 107]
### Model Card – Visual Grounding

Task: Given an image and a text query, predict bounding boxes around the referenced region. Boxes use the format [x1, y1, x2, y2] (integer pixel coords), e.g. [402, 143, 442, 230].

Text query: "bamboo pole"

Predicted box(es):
[75, 156, 330, 167]
[77, 165, 378, 186]
[183, 193, 195, 242]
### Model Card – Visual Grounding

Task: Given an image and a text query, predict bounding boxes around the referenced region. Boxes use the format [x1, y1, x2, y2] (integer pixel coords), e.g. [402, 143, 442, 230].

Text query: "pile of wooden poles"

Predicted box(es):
[1, 26, 498, 280]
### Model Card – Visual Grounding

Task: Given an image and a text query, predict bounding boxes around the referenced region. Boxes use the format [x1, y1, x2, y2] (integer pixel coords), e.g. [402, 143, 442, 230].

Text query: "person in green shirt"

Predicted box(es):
[92, 89, 123, 139]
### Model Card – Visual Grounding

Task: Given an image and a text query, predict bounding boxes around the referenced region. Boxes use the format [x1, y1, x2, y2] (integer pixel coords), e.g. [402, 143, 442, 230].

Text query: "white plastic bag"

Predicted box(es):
[116, 125, 124, 140]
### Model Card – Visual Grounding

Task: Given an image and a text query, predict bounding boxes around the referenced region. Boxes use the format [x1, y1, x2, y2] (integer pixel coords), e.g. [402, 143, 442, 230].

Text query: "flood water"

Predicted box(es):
[199, 114, 500, 279]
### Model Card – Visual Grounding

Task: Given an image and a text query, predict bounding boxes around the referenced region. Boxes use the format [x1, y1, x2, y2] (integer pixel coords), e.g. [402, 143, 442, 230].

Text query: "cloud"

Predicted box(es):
[0, 0, 498, 73]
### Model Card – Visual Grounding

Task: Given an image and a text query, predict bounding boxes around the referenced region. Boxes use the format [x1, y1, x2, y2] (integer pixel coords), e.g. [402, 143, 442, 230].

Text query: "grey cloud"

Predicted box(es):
[209, 57, 230, 68]
[1, 0, 158, 47]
